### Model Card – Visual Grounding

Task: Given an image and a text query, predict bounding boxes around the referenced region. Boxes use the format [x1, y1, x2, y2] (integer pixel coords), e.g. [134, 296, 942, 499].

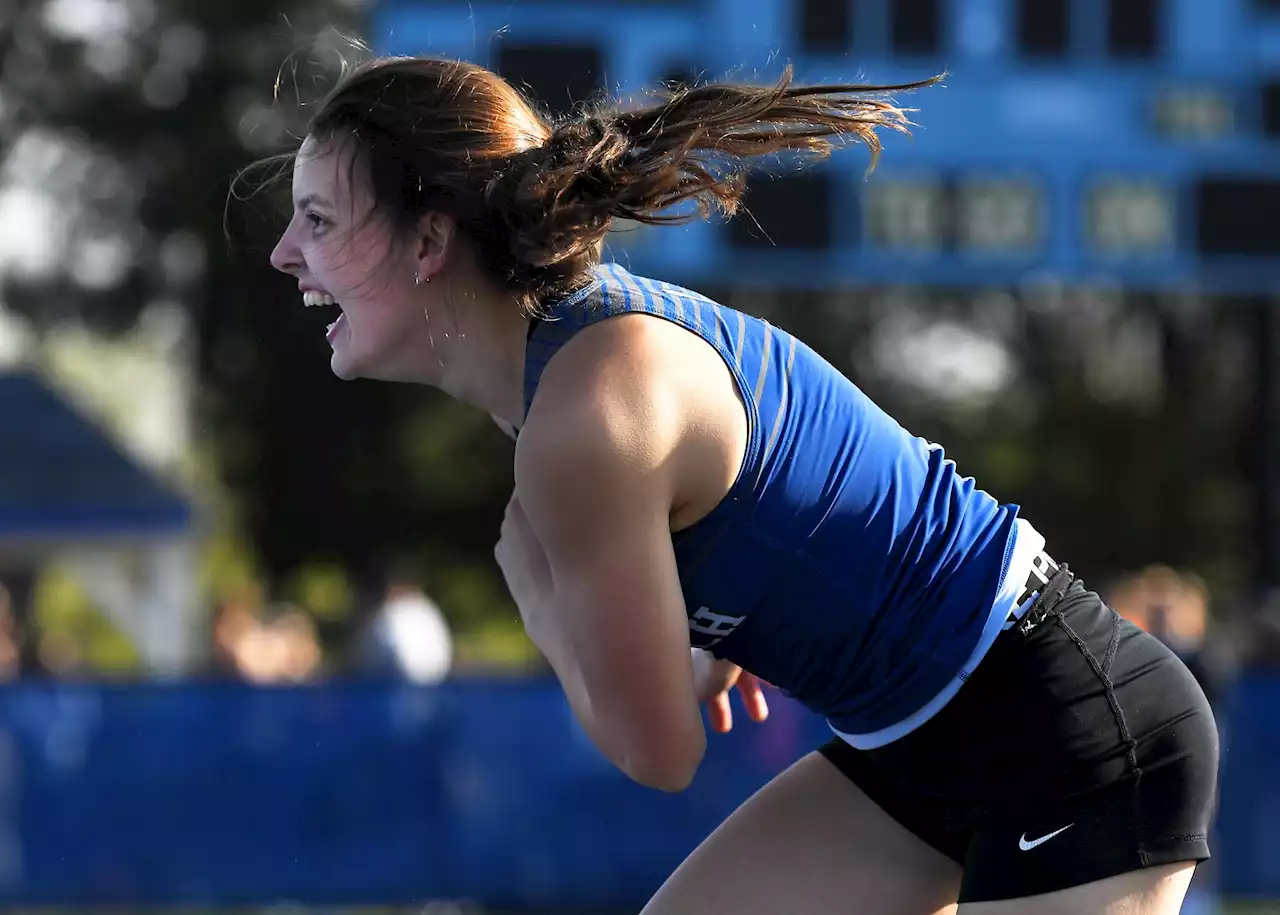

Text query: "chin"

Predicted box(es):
[329, 331, 432, 385]
[329, 351, 363, 381]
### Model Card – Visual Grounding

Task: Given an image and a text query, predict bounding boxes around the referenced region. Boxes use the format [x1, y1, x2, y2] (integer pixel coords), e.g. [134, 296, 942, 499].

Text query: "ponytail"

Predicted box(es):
[486, 66, 941, 285]
[242, 53, 939, 310]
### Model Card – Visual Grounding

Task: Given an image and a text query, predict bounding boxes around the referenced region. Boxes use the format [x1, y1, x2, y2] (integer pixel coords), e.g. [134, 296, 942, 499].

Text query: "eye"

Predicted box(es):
[304, 211, 329, 232]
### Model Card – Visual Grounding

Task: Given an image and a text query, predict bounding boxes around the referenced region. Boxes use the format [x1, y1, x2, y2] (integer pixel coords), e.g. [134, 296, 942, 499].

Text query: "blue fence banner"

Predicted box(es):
[0, 674, 1274, 906]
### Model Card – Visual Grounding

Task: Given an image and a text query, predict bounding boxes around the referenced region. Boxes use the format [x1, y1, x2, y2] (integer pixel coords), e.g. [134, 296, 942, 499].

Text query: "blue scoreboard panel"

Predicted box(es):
[375, 0, 1280, 293]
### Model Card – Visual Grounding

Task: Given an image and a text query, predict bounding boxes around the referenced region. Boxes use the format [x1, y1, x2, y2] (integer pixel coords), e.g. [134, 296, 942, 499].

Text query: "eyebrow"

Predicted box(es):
[294, 193, 334, 211]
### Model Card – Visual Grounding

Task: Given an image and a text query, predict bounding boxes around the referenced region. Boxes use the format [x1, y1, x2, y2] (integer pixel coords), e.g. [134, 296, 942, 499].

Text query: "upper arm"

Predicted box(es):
[514, 328, 704, 781]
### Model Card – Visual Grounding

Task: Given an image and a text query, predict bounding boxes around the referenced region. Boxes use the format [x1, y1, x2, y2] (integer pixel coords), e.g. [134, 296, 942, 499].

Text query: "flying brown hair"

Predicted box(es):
[238, 54, 941, 310]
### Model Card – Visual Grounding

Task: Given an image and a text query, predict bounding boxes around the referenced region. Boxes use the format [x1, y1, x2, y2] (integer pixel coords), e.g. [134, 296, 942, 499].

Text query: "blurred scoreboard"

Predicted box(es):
[375, 0, 1280, 292]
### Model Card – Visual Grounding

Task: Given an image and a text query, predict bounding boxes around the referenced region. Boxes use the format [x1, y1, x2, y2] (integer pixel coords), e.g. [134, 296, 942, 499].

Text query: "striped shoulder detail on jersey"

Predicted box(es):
[758, 326, 800, 483]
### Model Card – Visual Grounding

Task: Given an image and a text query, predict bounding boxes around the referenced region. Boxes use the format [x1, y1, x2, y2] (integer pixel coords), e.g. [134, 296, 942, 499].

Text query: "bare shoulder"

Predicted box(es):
[518, 313, 684, 487]
[519, 312, 746, 530]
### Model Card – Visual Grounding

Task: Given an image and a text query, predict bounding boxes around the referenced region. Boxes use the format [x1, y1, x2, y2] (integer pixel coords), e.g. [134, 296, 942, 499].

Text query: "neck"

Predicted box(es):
[432, 279, 531, 430]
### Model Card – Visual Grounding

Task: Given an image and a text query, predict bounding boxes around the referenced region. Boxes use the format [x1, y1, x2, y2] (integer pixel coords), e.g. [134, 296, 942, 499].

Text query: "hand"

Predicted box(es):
[494, 492, 555, 640]
[691, 647, 769, 734]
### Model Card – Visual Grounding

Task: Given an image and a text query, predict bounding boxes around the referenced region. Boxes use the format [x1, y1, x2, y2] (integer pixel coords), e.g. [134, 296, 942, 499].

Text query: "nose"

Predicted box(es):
[270, 228, 301, 276]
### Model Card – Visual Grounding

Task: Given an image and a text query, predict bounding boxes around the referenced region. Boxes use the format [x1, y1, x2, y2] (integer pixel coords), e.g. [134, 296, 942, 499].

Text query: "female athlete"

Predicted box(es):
[253, 52, 1218, 915]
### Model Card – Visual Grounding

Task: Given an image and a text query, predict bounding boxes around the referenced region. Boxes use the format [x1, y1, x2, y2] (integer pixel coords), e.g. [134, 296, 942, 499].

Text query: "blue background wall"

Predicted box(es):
[0, 676, 1273, 906]
[374, 0, 1280, 292]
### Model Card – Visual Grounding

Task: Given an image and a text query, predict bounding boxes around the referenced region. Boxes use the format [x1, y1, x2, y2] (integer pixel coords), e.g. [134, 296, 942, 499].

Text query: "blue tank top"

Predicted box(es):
[523, 262, 1044, 747]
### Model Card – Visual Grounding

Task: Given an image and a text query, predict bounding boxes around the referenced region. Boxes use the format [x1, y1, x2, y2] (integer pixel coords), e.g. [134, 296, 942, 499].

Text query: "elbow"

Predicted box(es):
[626, 728, 706, 793]
[630, 755, 702, 793]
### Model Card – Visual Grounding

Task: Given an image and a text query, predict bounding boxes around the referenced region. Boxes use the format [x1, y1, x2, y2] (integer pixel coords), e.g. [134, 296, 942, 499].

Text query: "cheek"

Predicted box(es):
[318, 231, 399, 299]
[340, 282, 420, 346]
[309, 244, 365, 295]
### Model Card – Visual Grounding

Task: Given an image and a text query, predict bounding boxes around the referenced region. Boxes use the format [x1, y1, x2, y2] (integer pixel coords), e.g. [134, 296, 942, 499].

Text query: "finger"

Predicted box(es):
[708, 691, 733, 733]
[740, 670, 773, 694]
[738, 673, 770, 723]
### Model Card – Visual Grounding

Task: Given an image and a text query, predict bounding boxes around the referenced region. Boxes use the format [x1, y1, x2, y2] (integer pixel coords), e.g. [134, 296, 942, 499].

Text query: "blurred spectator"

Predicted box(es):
[234, 602, 322, 684]
[1230, 587, 1280, 667]
[208, 592, 323, 684]
[356, 575, 453, 684]
[209, 588, 261, 678]
[36, 629, 86, 679]
[1109, 564, 1218, 701]
[0, 585, 19, 681]
[1108, 565, 1225, 915]
[272, 605, 323, 681]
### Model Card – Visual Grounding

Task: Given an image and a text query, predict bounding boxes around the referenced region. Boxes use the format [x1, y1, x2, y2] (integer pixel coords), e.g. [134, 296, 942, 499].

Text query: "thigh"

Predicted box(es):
[959, 862, 1196, 915]
[641, 752, 963, 915]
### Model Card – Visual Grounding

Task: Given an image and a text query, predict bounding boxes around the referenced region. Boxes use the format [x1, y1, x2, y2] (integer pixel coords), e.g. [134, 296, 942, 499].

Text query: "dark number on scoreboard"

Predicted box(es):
[727, 171, 835, 251]
[1196, 176, 1280, 257]
[493, 43, 605, 119]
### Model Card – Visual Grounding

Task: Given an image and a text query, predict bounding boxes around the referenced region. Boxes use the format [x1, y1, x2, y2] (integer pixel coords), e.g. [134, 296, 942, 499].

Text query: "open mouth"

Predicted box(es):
[302, 290, 346, 344]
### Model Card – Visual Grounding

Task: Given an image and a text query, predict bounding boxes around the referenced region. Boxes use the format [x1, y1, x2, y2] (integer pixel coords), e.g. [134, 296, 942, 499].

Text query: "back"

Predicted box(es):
[524, 263, 1038, 745]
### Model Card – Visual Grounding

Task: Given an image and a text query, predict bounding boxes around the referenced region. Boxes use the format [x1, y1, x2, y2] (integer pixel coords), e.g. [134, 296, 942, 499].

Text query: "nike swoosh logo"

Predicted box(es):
[1018, 823, 1074, 851]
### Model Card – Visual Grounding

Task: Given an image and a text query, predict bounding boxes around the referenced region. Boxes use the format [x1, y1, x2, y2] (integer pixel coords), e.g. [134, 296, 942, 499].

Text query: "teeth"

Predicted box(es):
[302, 291, 337, 308]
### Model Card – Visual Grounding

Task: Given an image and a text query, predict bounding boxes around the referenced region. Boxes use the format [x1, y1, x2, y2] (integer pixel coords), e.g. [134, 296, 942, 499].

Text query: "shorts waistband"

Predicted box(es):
[1002, 552, 1075, 637]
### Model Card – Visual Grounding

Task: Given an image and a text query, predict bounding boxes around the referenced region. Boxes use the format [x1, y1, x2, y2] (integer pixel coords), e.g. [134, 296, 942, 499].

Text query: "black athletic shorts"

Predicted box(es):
[818, 561, 1219, 903]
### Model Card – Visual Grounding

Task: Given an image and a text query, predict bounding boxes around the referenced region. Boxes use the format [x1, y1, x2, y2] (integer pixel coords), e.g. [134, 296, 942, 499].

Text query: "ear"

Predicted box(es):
[414, 211, 457, 282]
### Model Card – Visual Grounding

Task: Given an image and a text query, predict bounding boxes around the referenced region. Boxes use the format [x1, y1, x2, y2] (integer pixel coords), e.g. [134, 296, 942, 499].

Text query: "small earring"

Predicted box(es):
[414, 271, 421, 286]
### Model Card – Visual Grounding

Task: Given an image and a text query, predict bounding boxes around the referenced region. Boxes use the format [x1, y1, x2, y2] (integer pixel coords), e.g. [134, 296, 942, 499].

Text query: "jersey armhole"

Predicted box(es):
[647, 305, 767, 541]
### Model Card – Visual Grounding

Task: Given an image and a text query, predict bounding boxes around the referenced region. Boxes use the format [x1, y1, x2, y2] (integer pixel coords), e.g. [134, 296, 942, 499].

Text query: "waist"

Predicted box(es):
[829, 517, 1051, 748]
[1001, 552, 1074, 636]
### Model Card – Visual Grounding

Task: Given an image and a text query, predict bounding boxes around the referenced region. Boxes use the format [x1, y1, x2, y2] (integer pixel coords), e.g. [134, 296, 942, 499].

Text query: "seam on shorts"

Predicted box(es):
[1158, 832, 1207, 843]
[1053, 607, 1149, 863]
[1101, 602, 1121, 676]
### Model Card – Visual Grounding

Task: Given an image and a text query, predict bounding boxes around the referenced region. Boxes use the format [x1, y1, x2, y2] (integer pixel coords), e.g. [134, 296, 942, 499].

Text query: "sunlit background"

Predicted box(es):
[1, 0, 1278, 912]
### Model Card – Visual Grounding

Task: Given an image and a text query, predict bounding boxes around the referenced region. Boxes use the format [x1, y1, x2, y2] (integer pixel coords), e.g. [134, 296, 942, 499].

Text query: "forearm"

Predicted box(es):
[534, 629, 633, 773]
[530, 614, 705, 792]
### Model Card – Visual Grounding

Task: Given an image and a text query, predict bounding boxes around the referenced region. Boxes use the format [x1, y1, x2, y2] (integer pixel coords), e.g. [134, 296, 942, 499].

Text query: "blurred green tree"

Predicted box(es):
[0, 0, 524, 662]
[0, 0, 1258, 672]
[709, 282, 1257, 598]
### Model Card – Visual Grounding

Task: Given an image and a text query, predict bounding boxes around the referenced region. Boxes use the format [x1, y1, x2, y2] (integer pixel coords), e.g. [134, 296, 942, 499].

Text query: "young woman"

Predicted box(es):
[254, 53, 1217, 914]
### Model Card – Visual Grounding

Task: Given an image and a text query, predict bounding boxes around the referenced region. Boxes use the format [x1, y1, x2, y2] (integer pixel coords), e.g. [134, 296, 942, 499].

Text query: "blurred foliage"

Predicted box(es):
[283, 560, 352, 623]
[32, 565, 142, 676]
[704, 283, 1259, 604]
[0, 0, 1266, 676]
[0, 0, 525, 662]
